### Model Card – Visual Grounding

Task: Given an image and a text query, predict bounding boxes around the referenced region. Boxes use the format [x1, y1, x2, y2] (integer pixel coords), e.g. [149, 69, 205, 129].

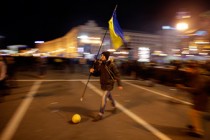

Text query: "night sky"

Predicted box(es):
[0, 0, 210, 47]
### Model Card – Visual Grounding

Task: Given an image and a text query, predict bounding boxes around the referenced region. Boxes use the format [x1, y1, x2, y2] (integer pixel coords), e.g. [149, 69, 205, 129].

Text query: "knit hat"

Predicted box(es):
[101, 51, 110, 60]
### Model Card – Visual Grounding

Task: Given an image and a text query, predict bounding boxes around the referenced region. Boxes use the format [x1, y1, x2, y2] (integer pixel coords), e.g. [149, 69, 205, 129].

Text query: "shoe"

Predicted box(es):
[111, 107, 117, 114]
[93, 114, 103, 122]
[186, 124, 194, 130]
[187, 131, 203, 138]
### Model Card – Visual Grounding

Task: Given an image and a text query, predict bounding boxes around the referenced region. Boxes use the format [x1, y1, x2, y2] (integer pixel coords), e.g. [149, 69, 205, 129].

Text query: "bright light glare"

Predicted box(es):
[35, 41, 44, 43]
[176, 22, 188, 31]
[77, 35, 88, 39]
[138, 47, 150, 62]
[107, 49, 116, 52]
[80, 39, 101, 44]
[78, 35, 101, 44]
[195, 41, 209, 44]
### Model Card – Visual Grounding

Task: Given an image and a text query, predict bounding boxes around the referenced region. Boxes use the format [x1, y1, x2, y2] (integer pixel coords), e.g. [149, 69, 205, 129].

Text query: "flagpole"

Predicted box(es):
[114, 5, 117, 11]
[111, 5, 118, 17]
[80, 5, 119, 101]
[80, 30, 108, 101]
[95, 30, 108, 59]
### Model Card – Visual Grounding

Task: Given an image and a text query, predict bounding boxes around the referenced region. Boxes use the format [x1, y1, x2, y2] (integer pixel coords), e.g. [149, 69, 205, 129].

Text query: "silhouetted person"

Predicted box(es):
[0, 56, 9, 101]
[37, 55, 47, 78]
[176, 62, 210, 138]
[4, 56, 18, 87]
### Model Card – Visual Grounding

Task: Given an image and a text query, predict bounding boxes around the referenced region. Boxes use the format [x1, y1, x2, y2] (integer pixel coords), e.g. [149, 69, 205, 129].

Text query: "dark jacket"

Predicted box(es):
[179, 73, 210, 111]
[92, 60, 122, 91]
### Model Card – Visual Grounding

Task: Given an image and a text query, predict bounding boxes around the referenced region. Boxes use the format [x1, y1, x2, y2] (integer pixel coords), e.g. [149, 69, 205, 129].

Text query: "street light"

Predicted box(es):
[176, 22, 189, 31]
[175, 22, 190, 58]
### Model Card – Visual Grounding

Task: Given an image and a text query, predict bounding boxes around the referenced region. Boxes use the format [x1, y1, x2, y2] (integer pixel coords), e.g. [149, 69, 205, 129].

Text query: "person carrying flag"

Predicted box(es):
[89, 6, 125, 121]
[90, 51, 123, 121]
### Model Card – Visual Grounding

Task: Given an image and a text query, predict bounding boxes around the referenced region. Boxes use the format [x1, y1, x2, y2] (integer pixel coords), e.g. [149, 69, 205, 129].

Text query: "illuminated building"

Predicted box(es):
[36, 20, 176, 60]
[175, 11, 210, 58]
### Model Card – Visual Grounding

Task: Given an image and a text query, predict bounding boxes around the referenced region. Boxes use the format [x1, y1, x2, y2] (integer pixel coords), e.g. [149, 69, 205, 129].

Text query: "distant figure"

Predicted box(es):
[79, 57, 87, 73]
[0, 56, 9, 101]
[37, 55, 47, 78]
[67, 58, 75, 73]
[89, 51, 123, 121]
[176, 62, 210, 138]
[4, 56, 18, 88]
[54, 57, 63, 70]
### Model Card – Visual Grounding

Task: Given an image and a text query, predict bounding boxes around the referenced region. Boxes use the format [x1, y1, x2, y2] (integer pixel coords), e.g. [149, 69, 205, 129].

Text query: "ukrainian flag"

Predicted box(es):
[108, 10, 125, 50]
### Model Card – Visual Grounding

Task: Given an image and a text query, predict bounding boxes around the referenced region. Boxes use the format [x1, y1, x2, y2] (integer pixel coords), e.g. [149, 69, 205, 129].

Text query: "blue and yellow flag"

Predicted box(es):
[108, 10, 125, 50]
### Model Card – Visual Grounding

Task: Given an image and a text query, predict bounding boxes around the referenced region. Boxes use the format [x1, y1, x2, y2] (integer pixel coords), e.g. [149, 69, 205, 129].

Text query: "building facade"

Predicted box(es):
[37, 20, 178, 61]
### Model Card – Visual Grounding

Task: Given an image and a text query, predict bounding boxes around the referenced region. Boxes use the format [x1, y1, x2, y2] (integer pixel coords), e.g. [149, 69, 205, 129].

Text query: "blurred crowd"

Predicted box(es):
[0, 56, 210, 85]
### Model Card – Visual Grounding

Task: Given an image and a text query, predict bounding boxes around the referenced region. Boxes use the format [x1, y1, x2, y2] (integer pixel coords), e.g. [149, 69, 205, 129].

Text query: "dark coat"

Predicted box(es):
[92, 60, 122, 91]
[179, 73, 210, 111]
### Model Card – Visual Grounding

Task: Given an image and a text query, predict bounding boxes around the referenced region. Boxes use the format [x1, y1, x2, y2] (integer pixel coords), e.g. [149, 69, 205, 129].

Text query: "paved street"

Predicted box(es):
[0, 68, 210, 140]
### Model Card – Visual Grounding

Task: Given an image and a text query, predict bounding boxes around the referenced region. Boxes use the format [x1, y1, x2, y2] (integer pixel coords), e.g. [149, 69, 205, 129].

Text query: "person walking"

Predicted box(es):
[90, 51, 123, 121]
[4, 56, 18, 88]
[37, 55, 47, 78]
[176, 62, 210, 138]
[0, 56, 8, 102]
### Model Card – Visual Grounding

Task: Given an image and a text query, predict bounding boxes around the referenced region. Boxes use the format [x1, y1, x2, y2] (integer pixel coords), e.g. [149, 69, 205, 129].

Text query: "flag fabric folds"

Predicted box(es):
[108, 10, 125, 50]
